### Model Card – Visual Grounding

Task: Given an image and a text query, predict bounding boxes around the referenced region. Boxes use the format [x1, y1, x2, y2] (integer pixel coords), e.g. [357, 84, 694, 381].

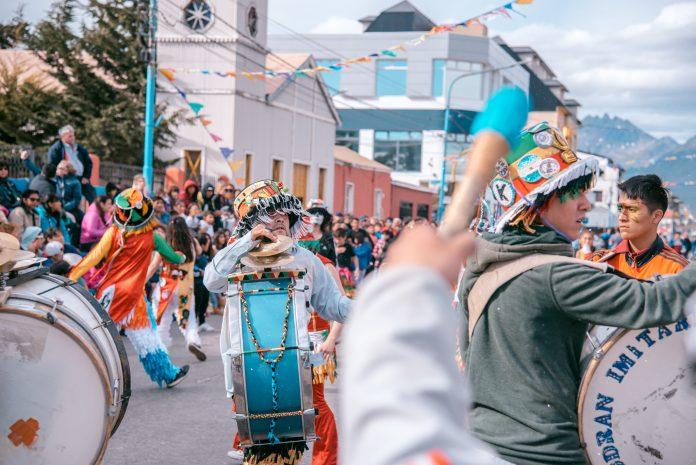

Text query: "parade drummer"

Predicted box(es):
[592, 174, 688, 277]
[454, 124, 696, 465]
[202, 180, 350, 462]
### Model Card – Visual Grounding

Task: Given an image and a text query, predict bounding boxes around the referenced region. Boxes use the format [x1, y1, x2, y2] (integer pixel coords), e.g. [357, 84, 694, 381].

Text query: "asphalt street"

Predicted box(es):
[102, 314, 340, 465]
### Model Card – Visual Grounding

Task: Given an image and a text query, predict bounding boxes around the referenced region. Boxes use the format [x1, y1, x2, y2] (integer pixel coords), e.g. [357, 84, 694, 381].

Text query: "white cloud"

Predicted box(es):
[310, 16, 363, 34]
[499, 2, 696, 141]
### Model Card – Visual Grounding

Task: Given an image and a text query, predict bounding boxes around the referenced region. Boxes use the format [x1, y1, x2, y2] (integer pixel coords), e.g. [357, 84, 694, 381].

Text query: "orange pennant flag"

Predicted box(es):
[200, 119, 212, 126]
[236, 177, 245, 185]
[227, 71, 237, 77]
[515, 0, 534, 4]
[159, 68, 175, 81]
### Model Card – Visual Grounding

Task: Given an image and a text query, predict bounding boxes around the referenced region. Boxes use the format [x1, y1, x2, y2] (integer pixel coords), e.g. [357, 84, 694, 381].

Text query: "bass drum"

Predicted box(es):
[0, 267, 130, 465]
[578, 310, 696, 465]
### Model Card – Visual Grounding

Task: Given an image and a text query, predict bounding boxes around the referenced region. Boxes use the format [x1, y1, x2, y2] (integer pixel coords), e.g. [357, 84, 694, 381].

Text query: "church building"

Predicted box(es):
[156, 0, 339, 205]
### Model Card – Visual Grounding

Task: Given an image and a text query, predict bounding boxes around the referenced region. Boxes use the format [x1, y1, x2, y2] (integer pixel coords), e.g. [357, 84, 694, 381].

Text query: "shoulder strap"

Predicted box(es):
[467, 254, 609, 337]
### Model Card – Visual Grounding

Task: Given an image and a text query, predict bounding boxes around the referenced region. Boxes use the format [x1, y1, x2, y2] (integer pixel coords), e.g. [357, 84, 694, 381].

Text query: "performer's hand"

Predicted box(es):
[317, 337, 336, 363]
[251, 224, 277, 242]
[384, 225, 475, 285]
[20, 150, 29, 160]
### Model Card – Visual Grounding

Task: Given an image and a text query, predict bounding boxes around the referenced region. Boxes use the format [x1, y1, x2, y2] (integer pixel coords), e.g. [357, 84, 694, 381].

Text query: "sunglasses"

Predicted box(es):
[28, 197, 40, 202]
[224, 189, 234, 193]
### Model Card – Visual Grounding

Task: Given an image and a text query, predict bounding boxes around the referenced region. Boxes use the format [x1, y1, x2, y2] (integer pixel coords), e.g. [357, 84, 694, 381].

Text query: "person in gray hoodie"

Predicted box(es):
[457, 124, 696, 465]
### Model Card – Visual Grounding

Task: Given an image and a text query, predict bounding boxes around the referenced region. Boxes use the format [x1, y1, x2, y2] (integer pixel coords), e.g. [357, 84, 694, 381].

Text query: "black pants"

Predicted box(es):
[194, 278, 209, 326]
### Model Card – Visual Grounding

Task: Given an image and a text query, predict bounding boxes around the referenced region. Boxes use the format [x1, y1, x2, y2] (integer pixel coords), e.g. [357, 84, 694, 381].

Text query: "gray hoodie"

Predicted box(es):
[457, 227, 696, 465]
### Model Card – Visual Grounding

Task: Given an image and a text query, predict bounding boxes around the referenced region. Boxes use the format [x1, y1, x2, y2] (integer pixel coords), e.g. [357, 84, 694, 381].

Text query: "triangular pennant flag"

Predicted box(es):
[235, 177, 245, 185]
[210, 133, 222, 143]
[242, 72, 253, 79]
[498, 7, 511, 18]
[390, 44, 407, 52]
[215, 71, 228, 77]
[202, 70, 210, 75]
[159, 68, 175, 81]
[188, 102, 204, 115]
[368, 53, 380, 57]
[329, 64, 342, 71]
[227, 71, 237, 77]
[381, 50, 397, 57]
[200, 118, 212, 126]
[515, 0, 533, 4]
[220, 147, 234, 159]
[229, 160, 244, 171]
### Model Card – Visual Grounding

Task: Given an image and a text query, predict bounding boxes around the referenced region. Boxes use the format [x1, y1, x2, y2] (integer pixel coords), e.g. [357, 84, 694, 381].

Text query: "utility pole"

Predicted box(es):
[142, 0, 158, 194]
[436, 60, 529, 223]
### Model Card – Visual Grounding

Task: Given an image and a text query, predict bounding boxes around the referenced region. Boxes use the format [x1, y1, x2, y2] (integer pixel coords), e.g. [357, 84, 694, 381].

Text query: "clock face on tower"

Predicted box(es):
[183, 0, 214, 33]
[247, 6, 258, 37]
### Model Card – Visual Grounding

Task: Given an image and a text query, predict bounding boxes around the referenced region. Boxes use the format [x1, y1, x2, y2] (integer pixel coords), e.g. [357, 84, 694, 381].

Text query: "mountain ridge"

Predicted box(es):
[579, 114, 696, 210]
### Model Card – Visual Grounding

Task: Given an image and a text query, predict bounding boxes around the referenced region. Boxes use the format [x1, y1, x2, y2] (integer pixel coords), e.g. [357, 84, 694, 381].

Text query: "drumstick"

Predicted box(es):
[439, 87, 529, 237]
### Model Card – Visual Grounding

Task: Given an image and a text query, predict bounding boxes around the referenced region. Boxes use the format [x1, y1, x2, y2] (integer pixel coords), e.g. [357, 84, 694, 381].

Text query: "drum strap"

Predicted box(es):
[467, 254, 610, 338]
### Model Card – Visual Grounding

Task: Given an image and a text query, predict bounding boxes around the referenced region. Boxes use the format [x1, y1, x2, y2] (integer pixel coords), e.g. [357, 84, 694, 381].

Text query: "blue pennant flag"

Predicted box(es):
[220, 147, 234, 159]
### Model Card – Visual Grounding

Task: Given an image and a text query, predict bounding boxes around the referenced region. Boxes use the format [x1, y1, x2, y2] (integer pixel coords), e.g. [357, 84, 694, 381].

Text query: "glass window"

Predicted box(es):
[417, 203, 429, 219]
[316, 59, 340, 95]
[445, 133, 474, 178]
[373, 131, 422, 172]
[399, 201, 413, 219]
[376, 59, 407, 96]
[432, 59, 445, 97]
[433, 60, 484, 100]
[344, 182, 355, 214]
[336, 130, 359, 153]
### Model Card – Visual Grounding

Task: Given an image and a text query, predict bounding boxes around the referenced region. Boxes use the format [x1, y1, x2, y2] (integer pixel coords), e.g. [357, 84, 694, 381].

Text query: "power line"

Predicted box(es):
[158, 0, 463, 134]
[159, 0, 473, 134]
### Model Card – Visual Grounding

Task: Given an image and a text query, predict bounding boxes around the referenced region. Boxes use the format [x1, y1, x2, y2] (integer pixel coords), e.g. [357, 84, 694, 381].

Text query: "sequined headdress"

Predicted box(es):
[113, 188, 156, 231]
[232, 179, 311, 239]
[488, 122, 598, 232]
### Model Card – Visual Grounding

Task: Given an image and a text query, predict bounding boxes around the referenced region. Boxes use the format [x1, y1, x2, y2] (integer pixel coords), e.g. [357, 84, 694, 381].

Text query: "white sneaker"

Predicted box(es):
[198, 322, 215, 333]
[227, 449, 244, 463]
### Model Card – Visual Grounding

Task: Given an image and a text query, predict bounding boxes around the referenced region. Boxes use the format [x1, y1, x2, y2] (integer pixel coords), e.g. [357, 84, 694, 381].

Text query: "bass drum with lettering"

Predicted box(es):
[0, 264, 130, 465]
[578, 309, 696, 465]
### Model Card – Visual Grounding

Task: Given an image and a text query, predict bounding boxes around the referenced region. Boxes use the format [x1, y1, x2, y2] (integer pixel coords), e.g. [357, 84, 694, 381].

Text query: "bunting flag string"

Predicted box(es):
[158, 0, 533, 81]
[159, 69, 240, 174]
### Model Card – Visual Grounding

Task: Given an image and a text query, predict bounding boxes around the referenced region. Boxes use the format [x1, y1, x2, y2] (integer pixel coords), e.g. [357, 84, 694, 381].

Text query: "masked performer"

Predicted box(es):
[69, 188, 189, 388]
[203, 180, 350, 464]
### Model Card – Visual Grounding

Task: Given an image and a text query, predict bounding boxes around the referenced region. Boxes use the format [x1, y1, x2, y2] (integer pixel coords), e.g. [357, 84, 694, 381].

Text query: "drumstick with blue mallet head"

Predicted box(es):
[439, 86, 529, 237]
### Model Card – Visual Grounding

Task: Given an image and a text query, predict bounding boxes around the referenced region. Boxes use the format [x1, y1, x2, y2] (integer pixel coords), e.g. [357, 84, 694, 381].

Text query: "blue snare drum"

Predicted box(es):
[225, 268, 316, 454]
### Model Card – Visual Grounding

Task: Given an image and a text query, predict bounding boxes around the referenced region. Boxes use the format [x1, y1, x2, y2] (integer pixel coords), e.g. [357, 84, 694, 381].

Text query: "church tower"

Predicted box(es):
[156, 0, 269, 182]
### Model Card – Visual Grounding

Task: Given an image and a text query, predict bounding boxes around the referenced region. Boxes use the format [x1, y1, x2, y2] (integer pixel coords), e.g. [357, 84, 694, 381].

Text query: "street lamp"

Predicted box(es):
[436, 60, 529, 223]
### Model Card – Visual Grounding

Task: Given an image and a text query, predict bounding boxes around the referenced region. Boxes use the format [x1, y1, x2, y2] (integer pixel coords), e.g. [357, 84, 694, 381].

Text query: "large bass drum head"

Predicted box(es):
[0, 308, 110, 465]
[578, 313, 696, 465]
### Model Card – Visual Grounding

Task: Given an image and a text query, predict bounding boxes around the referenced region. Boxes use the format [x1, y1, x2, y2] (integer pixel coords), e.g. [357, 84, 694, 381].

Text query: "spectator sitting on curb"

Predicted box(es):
[9, 189, 40, 236]
[0, 160, 21, 211]
[21, 226, 44, 254]
[29, 163, 57, 200]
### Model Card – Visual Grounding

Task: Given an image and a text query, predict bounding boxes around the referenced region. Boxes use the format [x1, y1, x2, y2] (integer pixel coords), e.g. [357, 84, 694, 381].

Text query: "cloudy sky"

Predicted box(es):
[4, 0, 695, 141]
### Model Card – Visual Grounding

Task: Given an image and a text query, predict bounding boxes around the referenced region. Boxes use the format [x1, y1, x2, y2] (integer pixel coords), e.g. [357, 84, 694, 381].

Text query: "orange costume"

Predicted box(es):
[307, 254, 339, 465]
[69, 189, 187, 387]
[592, 236, 688, 279]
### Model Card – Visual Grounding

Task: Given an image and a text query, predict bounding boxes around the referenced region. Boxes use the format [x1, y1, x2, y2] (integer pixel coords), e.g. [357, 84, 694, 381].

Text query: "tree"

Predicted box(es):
[0, 63, 63, 147]
[0, 8, 29, 49]
[22, 0, 182, 165]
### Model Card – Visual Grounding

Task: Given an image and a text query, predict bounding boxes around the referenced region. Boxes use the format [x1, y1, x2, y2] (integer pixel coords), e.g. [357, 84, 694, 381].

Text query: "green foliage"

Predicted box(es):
[0, 7, 29, 49]
[0, 64, 62, 147]
[0, 0, 181, 165]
